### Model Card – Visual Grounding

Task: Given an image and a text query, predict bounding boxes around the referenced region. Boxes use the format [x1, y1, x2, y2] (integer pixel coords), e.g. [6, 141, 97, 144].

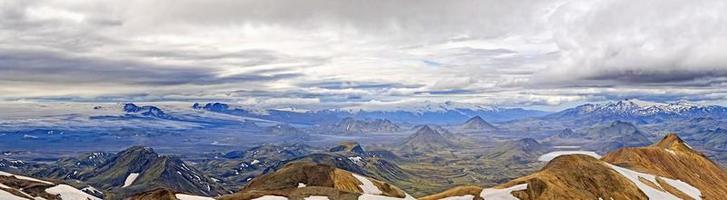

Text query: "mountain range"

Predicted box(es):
[191, 102, 548, 125]
[543, 99, 727, 125]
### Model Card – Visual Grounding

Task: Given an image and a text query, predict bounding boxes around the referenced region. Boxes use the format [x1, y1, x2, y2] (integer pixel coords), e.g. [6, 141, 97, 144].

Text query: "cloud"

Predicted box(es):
[1, 0, 727, 109]
[535, 0, 727, 87]
[0, 49, 301, 86]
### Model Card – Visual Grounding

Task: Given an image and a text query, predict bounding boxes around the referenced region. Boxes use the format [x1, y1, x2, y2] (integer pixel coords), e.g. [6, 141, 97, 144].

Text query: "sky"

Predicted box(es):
[1, 0, 727, 111]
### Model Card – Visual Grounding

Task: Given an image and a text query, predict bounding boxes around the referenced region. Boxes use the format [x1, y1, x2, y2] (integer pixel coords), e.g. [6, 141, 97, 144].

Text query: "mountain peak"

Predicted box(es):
[461, 116, 497, 130]
[416, 125, 435, 133]
[400, 125, 453, 153]
[467, 115, 484, 121]
[652, 133, 692, 151]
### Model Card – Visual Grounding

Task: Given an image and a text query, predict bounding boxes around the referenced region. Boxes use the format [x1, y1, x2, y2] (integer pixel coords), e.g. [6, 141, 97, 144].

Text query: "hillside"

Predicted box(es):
[219, 162, 415, 200]
[0, 170, 101, 200]
[84, 146, 229, 198]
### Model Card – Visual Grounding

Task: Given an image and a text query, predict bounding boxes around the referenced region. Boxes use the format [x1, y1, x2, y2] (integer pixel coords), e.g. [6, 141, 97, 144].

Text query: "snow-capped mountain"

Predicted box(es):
[546, 99, 727, 124]
[193, 102, 549, 125]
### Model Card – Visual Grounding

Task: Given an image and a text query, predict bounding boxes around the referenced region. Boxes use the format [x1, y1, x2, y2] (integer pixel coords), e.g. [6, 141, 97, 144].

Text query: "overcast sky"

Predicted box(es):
[2, 0, 727, 110]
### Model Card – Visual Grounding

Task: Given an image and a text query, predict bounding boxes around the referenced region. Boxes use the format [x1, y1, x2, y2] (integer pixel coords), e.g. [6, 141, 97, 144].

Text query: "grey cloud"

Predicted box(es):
[122, 0, 549, 37]
[534, 0, 727, 89]
[0, 49, 301, 86]
[299, 81, 424, 90]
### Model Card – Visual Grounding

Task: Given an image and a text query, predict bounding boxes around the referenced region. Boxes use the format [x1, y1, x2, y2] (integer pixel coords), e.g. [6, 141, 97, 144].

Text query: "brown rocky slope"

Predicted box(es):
[425, 133, 727, 200]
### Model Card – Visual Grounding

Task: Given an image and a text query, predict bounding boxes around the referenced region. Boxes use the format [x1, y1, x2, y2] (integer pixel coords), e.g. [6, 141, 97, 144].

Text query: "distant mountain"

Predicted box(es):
[428, 134, 727, 199]
[191, 102, 549, 125]
[399, 126, 454, 154]
[84, 146, 228, 198]
[122, 103, 175, 120]
[329, 141, 366, 155]
[460, 116, 498, 131]
[264, 124, 310, 141]
[484, 138, 548, 164]
[220, 162, 415, 200]
[328, 117, 401, 134]
[547, 121, 652, 153]
[544, 99, 727, 125]
[197, 144, 313, 190]
[695, 128, 727, 150]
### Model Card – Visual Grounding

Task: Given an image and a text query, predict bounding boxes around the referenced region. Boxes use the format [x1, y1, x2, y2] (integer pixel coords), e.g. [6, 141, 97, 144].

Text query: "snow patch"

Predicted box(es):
[351, 173, 382, 195]
[253, 195, 288, 200]
[358, 193, 417, 200]
[122, 173, 139, 188]
[81, 186, 102, 195]
[440, 194, 475, 200]
[304, 196, 329, 200]
[251, 159, 261, 165]
[175, 194, 215, 200]
[538, 151, 601, 162]
[348, 156, 363, 164]
[0, 171, 54, 185]
[298, 183, 306, 188]
[662, 178, 702, 200]
[480, 184, 528, 200]
[0, 189, 27, 200]
[45, 184, 101, 200]
[608, 164, 701, 200]
[552, 146, 581, 149]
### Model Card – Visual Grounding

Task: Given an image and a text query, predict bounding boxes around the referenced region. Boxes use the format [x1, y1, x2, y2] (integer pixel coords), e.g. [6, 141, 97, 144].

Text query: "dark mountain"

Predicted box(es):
[84, 146, 228, 198]
[399, 126, 454, 154]
[32, 152, 115, 180]
[197, 144, 313, 189]
[460, 116, 497, 131]
[330, 117, 401, 134]
[329, 141, 366, 155]
[192, 102, 231, 112]
[123, 103, 175, 119]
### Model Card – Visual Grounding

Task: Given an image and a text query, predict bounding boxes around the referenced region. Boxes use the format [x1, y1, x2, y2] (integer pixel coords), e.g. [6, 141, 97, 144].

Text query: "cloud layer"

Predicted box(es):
[1, 0, 727, 110]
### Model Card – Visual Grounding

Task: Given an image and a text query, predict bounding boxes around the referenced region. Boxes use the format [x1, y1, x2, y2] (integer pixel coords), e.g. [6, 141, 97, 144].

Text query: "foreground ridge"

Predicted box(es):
[424, 133, 727, 200]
